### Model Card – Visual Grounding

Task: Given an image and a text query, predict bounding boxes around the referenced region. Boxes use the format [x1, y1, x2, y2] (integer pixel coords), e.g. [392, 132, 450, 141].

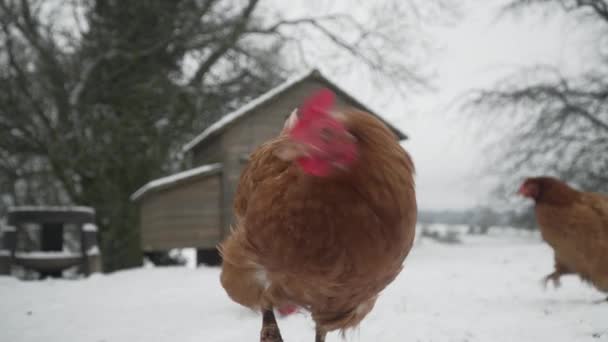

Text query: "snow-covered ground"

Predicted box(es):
[1, 230, 606, 342]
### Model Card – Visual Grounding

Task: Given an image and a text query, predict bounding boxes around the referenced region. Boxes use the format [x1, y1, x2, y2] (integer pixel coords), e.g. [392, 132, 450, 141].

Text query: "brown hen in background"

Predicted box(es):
[219, 89, 417, 341]
[519, 176, 608, 300]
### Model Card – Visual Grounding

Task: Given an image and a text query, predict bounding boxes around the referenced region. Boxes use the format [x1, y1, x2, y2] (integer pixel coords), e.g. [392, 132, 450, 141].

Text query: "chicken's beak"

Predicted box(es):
[282, 108, 299, 132]
[517, 185, 529, 197]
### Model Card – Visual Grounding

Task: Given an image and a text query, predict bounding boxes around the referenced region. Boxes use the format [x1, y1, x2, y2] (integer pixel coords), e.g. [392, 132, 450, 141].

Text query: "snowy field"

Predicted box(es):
[1, 229, 606, 342]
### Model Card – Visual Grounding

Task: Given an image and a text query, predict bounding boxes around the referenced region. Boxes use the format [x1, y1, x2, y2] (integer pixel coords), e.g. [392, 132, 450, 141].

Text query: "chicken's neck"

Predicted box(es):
[534, 179, 581, 206]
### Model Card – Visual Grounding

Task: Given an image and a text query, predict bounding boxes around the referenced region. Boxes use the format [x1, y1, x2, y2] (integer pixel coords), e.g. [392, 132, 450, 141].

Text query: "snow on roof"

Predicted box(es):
[182, 69, 317, 152]
[87, 246, 100, 256]
[130, 163, 222, 202]
[182, 68, 407, 153]
[7, 206, 95, 214]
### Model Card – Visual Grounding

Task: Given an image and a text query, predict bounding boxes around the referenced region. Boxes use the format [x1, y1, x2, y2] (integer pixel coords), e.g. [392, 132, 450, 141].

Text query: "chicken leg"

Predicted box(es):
[542, 271, 564, 289]
[261, 309, 283, 342]
[542, 258, 573, 289]
[315, 326, 326, 342]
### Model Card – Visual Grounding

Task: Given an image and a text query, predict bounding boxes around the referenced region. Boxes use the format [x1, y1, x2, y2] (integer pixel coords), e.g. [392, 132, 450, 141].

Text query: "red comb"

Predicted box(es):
[300, 88, 335, 122]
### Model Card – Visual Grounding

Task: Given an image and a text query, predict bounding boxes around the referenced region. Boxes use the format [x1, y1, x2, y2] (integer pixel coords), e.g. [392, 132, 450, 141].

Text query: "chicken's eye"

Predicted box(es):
[319, 127, 333, 142]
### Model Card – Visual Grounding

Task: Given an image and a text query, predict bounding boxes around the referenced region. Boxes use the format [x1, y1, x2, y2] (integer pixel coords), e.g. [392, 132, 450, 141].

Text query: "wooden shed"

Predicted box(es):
[131, 69, 408, 264]
[130, 164, 223, 251]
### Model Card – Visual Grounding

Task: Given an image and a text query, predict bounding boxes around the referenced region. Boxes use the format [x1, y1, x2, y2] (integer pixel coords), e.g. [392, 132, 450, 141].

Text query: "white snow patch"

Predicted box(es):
[82, 223, 98, 232]
[183, 248, 197, 269]
[130, 163, 222, 201]
[7, 206, 95, 214]
[86, 246, 100, 256]
[0, 232, 606, 342]
[167, 248, 197, 268]
[12, 248, 98, 259]
[14, 251, 80, 259]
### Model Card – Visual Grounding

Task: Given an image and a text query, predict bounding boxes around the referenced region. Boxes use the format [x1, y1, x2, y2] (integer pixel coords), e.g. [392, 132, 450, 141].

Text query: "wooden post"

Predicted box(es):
[0, 226, 16, 275]
[79, 223, 89, 276]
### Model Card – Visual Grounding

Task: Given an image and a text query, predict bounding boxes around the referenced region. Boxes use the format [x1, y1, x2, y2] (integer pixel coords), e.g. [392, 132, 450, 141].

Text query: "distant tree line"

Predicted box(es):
[418, 206, 537, 232]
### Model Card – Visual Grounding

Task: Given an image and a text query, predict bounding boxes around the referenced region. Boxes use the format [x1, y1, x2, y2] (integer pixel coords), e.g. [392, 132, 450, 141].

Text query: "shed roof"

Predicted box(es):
[182, 69, 407, 153]
[130, 163, 222, 202]
[7, 206, 96, 225]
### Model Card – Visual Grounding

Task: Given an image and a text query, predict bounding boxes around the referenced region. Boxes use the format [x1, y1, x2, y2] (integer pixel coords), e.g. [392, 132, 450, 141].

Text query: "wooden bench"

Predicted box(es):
[0, 206, 102, 278]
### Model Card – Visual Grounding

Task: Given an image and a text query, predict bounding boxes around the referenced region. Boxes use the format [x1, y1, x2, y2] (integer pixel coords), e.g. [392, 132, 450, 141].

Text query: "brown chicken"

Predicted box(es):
[219, 89, 417, 341]
[519, 176, 608, 299]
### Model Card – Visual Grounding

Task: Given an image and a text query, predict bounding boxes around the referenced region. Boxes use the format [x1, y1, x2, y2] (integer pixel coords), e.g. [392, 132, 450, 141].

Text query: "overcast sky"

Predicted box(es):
[319, 0, 595, 210]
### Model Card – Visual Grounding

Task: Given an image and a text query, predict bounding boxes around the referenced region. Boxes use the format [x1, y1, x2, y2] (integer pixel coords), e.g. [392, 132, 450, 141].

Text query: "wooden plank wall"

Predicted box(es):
[192, 134, 222, 166]
[140, 174, 222, 251]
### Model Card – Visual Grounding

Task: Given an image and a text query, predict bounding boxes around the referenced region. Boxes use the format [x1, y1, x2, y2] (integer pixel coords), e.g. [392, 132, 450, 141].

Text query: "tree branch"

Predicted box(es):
[502, 0, 608, 22]
[189, 0, 260, 86]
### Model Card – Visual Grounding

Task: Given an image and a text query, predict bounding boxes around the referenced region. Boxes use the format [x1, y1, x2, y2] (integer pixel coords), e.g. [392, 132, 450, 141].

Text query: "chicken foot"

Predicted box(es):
[261, 309, 283, 342]
[542, 271, 564, 289]
[542, 269, 573, 289]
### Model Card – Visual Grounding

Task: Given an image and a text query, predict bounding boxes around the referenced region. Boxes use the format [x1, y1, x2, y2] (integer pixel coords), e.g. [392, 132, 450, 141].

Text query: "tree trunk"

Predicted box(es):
[98, 204, 143, 272]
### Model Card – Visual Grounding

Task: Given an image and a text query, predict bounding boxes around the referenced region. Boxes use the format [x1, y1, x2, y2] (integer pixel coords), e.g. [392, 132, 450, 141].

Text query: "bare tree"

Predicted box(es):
[0, 0, 449, 271]
[465, 0, 608, 204]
